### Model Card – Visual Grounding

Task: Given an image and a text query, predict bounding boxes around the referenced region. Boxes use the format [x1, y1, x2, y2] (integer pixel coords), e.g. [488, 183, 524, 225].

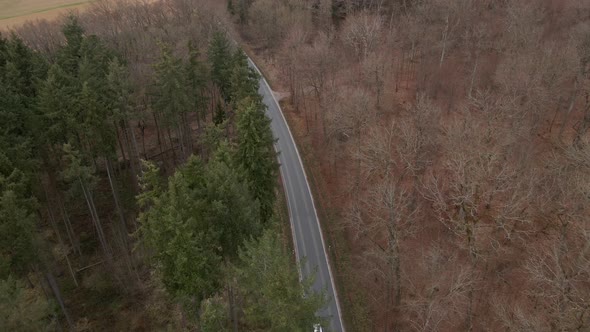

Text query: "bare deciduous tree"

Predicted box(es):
[500, 0, 545, 53]
[341, 10, 383, 60]
[347, 179, 419, 327]
[404, 243, 476, 332]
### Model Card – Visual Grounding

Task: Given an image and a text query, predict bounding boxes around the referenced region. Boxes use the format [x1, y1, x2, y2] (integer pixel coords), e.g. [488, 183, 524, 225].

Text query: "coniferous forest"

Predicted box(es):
[0, 1, 324, 330]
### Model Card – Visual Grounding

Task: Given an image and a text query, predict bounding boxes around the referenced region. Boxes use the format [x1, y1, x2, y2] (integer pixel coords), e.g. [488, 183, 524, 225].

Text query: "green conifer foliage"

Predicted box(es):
[0, 276, 54, 331]
[208, 32, 232, 101]
[235, 99, 278, 224]
[234, 227, 326, 331]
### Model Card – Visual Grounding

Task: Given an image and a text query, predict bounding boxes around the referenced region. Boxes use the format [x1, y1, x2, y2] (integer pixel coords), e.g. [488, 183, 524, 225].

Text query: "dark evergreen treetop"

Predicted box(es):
[235, 98, 278, 225]
[152, 43, 191, 128]
[208, 31, 233, 101]
[229, 49, 261, 107]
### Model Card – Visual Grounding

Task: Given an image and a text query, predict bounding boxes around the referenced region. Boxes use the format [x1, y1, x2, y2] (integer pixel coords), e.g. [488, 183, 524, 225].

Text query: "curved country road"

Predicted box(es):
[248, 58, 345, 332]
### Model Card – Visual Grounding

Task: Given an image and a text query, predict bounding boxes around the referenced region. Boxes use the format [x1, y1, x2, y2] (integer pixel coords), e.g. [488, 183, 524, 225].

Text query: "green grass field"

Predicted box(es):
[0, 0, 92, 20]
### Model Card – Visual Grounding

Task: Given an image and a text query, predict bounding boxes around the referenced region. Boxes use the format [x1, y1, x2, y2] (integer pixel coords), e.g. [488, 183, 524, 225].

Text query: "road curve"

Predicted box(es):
[248, 58, 345, 332]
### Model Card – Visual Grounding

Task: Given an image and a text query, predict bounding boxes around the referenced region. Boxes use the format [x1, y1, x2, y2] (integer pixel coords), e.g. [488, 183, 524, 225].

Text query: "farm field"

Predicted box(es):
[0, 0, 92, 29]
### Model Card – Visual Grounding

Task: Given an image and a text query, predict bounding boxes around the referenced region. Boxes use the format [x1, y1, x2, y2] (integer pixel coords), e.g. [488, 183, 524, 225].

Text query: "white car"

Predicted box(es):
[313, 324, 323, 332]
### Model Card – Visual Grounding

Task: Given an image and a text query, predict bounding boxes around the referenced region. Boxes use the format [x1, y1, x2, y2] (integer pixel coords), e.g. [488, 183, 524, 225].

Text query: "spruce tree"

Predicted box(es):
[229, 49, 261, 107]
[0, 276, 55, 331]
[107, 58, 141, 189]
[61, 144, 111, 259]
[78, 81, 116, 158]
[37, 64, 76, 147]
[208, 32, 232, 101]
[138, 143, 263, 303]
[0, 185, 37, 277]
[234, 227, 326, 331]
[152, 44, 192, 157]
[204, 142, 261, 258]
[58, 15, 85, 77]
[138, 157, 222, 302]
[235, 99, 278, 224]
[0, 35, 45, 176]
[186, 42, 208, 128]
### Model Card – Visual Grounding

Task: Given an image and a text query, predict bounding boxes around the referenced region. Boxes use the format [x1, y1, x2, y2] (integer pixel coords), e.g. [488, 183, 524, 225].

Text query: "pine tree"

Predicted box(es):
[138, 143, 262, 304]
[234, 227, 326, 331]
[0, 34, 7, 65]
[186, 42, 208, 129]
[76, 35, 118, 158]
[152, 44, 193, 158]
[107, 58, 141, 190]
[78, 35, 113, 98]
[0, 35, 45, 177]
[0, 276, 55, 331]
[227, 0, 235, 15]
[229, 49, 261, 107]
[0, 185, 37, 277]
[204, 142, 261, 258]
[138, 158, 222, 302]
[137, 160, 163, 210]
[235, 99, 278, 224]
[58, 15, 85, 77]
[2, 35, 47, 100]
[37, 64, 76, 147]
[78, 81, 116, 158]
[61, 144, 112, 260]
[200, 296, 230, 332]
[208, 32, 232, 101]
[237, 0, 250, 24]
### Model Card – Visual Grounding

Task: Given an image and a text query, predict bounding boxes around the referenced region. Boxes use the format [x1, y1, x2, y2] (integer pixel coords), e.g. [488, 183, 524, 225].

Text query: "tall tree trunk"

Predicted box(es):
[139, 120, 148, 158]
[105, 157, 128, 250]
[46, 272, 73, 329]
[301, 84, 310, 134]
[195, 95, 202, 129]
[387, 203, 401, 307]
[79, 177, 111, 260]
[228, 285, 238, 332]
[559, 80, 579, 139]
[122, 118, 140, 192]
[58, 194, 81, 257]
[440, 15, 450, 68]
[35, 269, 64, 332]
[175, 117, 186, 161]
[318, 95, 327, 140]
[375, 68, 382, 108]
[549, 97, 564, 133]
[468, 58, 478, 98]
[114, 122, 127, 164]
[210, 85, 217, 119]
[184, 113, 194, 155]
[466, 282, 475, 332]
[45, 168, 82, 257]
[167, 127, 178, 166]
[44, 196, 78, 287]
[153, 112, 164, 156]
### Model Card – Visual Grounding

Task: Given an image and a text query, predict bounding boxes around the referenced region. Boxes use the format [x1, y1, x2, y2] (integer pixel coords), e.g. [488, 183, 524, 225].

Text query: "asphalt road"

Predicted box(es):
[248, 58, 345, 332]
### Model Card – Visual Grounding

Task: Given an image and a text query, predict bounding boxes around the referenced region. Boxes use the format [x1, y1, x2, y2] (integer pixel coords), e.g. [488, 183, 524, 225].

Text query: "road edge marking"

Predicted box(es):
[248, 58, 345, 332]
